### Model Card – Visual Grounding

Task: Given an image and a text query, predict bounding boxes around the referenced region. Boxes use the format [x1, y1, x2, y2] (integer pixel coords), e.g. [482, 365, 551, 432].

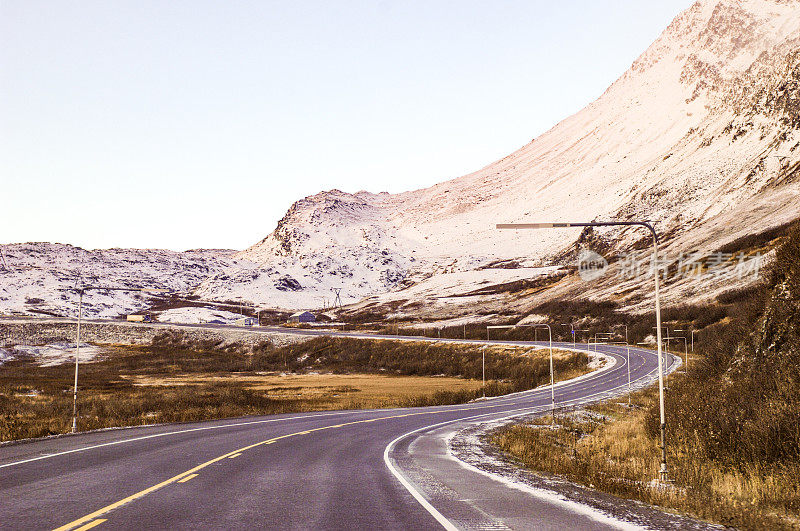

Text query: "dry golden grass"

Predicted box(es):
[492, 387, 800, 530]
[1, 336, 590, 441]
[123, 372, 483, 409]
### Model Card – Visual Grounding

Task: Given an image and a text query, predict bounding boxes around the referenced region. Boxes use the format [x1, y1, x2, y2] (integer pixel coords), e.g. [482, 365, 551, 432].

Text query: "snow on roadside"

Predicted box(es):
[156, 307, 247, 325]
[10, 342, 101, 367]
[588, 352, 608, 371]
[0, 348, 15, 364]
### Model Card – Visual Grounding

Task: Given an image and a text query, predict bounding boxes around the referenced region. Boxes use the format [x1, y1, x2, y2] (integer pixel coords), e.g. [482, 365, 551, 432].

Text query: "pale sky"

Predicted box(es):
[1, 0, 693, 251]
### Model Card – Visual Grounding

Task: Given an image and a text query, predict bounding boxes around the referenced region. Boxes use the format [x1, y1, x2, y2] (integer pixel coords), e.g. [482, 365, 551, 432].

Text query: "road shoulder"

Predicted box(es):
[447, 416, 721, 530]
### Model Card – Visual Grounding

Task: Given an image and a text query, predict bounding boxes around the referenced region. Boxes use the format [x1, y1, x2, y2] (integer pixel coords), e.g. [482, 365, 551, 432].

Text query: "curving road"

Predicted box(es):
[0, 328, 679, 530]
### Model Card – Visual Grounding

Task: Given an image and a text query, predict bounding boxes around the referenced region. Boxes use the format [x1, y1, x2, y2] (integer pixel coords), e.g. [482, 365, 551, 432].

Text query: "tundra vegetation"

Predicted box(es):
[493, 225, 800, 529]
[0, 336, 587, 442]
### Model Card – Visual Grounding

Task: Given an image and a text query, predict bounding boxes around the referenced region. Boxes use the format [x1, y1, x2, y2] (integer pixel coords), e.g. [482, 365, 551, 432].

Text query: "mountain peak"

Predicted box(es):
[219, 0, 800, 309]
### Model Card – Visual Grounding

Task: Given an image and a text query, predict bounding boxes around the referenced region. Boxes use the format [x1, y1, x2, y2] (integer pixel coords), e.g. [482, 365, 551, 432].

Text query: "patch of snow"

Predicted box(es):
[3, 1, 800, 315]
[0, 348, 15, 364]
[156, 307, 247, 325]
[12, 342, 101, 367]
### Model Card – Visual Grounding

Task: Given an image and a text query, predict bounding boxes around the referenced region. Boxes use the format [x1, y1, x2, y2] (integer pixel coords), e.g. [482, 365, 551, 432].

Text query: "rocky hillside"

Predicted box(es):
[0, 244, 237, 318]
[204, 0, 799, 312]
[2, 0, 799, 318]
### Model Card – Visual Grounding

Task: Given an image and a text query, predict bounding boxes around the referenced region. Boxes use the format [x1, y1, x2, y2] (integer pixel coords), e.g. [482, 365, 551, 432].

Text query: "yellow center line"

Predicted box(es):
[227, 453, 241, 459]
[73, 520, 107, 531]
[52, 406, 476, 531]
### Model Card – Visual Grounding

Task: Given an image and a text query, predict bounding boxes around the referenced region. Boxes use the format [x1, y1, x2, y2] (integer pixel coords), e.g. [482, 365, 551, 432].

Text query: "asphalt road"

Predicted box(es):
[0, 326, 679, 530]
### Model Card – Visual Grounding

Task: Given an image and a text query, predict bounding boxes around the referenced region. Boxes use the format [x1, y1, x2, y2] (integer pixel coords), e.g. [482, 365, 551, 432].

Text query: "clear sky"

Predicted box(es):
[1, 0, 693, 251]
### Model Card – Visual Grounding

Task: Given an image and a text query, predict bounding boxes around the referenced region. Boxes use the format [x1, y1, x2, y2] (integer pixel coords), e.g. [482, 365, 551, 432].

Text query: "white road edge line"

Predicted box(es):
[0, 409, 377, 470]
[0, 341, 624, 470]
[383, 349, 675, 531]
[443, 431, 644, 531]
[1, 342, 672, 474]
[383, 431, 459, 531]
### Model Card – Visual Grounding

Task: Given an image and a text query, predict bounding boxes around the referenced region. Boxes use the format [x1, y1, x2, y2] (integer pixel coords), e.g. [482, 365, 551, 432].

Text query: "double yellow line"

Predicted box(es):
[54, 407, 472, 531]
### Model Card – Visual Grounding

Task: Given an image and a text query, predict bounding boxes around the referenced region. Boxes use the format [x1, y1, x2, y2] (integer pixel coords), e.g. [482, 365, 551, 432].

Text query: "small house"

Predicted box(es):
[235, 317, 257, 327]
[288, 311, 316, 323]
[126, 314, 152, 323]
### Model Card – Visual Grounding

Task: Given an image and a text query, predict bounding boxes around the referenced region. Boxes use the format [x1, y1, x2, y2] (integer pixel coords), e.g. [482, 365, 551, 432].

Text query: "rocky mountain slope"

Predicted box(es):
[2, 0, 799, 318]
[204, 0, 800, 312]
[0, 244, 237, 318]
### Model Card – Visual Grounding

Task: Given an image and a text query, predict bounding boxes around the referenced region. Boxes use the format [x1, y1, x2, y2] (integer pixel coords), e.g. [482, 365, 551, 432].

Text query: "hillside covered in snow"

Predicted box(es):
[206, 0, 800, 309]
[0, 244, 238, 318]
[2, 0, 799, 319]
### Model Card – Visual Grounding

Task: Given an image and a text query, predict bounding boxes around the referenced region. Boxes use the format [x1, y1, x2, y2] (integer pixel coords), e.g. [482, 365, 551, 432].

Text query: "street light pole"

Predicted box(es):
[482, 345, 486, 398]
[606, 340, 632, 405]
[666, 335, 688, 374]
[653, 325, 670, 376]
[561, 323, 575, 348]
[594, 332, 613, 354]
[674, 328, 690, 369]
[71, 290, 83, 433]
[487, 323, 556, 418]
[626, 342, 631, 405]
[611, 325, 630, 399]
[531, 324, 555, 419]
[497, 220, 669, 482]
[69, 285, 170, 434]
[612, 324, 628, 345]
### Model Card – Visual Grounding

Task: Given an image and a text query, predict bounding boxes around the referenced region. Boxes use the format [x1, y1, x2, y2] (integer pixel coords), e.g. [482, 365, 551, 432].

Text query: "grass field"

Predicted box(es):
[492, 384, 800, 530]
[124, 372, 484, 409]
[491, 227, 800, 530]
[0, 335, 589, 442]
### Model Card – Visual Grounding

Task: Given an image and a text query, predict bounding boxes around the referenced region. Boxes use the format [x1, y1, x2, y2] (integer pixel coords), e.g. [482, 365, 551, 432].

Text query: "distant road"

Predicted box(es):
[0, 320, 679, 530]
[0, 315, 572, 344]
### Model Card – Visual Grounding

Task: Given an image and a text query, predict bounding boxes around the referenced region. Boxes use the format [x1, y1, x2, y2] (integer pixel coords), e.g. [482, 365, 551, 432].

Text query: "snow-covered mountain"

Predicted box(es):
[0, 244, 238, 318]
[3, 0, 799, 318]
[205, 0, 800, 309]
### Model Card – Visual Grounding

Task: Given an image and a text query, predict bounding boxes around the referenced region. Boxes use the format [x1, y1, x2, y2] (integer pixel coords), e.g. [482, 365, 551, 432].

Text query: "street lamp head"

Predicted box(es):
[497, 223, 571, 229]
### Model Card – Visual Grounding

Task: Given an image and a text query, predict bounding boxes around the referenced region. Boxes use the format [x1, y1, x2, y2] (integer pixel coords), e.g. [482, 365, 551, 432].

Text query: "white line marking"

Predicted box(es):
[446, 438, 644, 531]
[0, 410, 380, 470]
[384, 431, 459, 531]
[2, 342, 675, 475]
[383, 359, 667, 530]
